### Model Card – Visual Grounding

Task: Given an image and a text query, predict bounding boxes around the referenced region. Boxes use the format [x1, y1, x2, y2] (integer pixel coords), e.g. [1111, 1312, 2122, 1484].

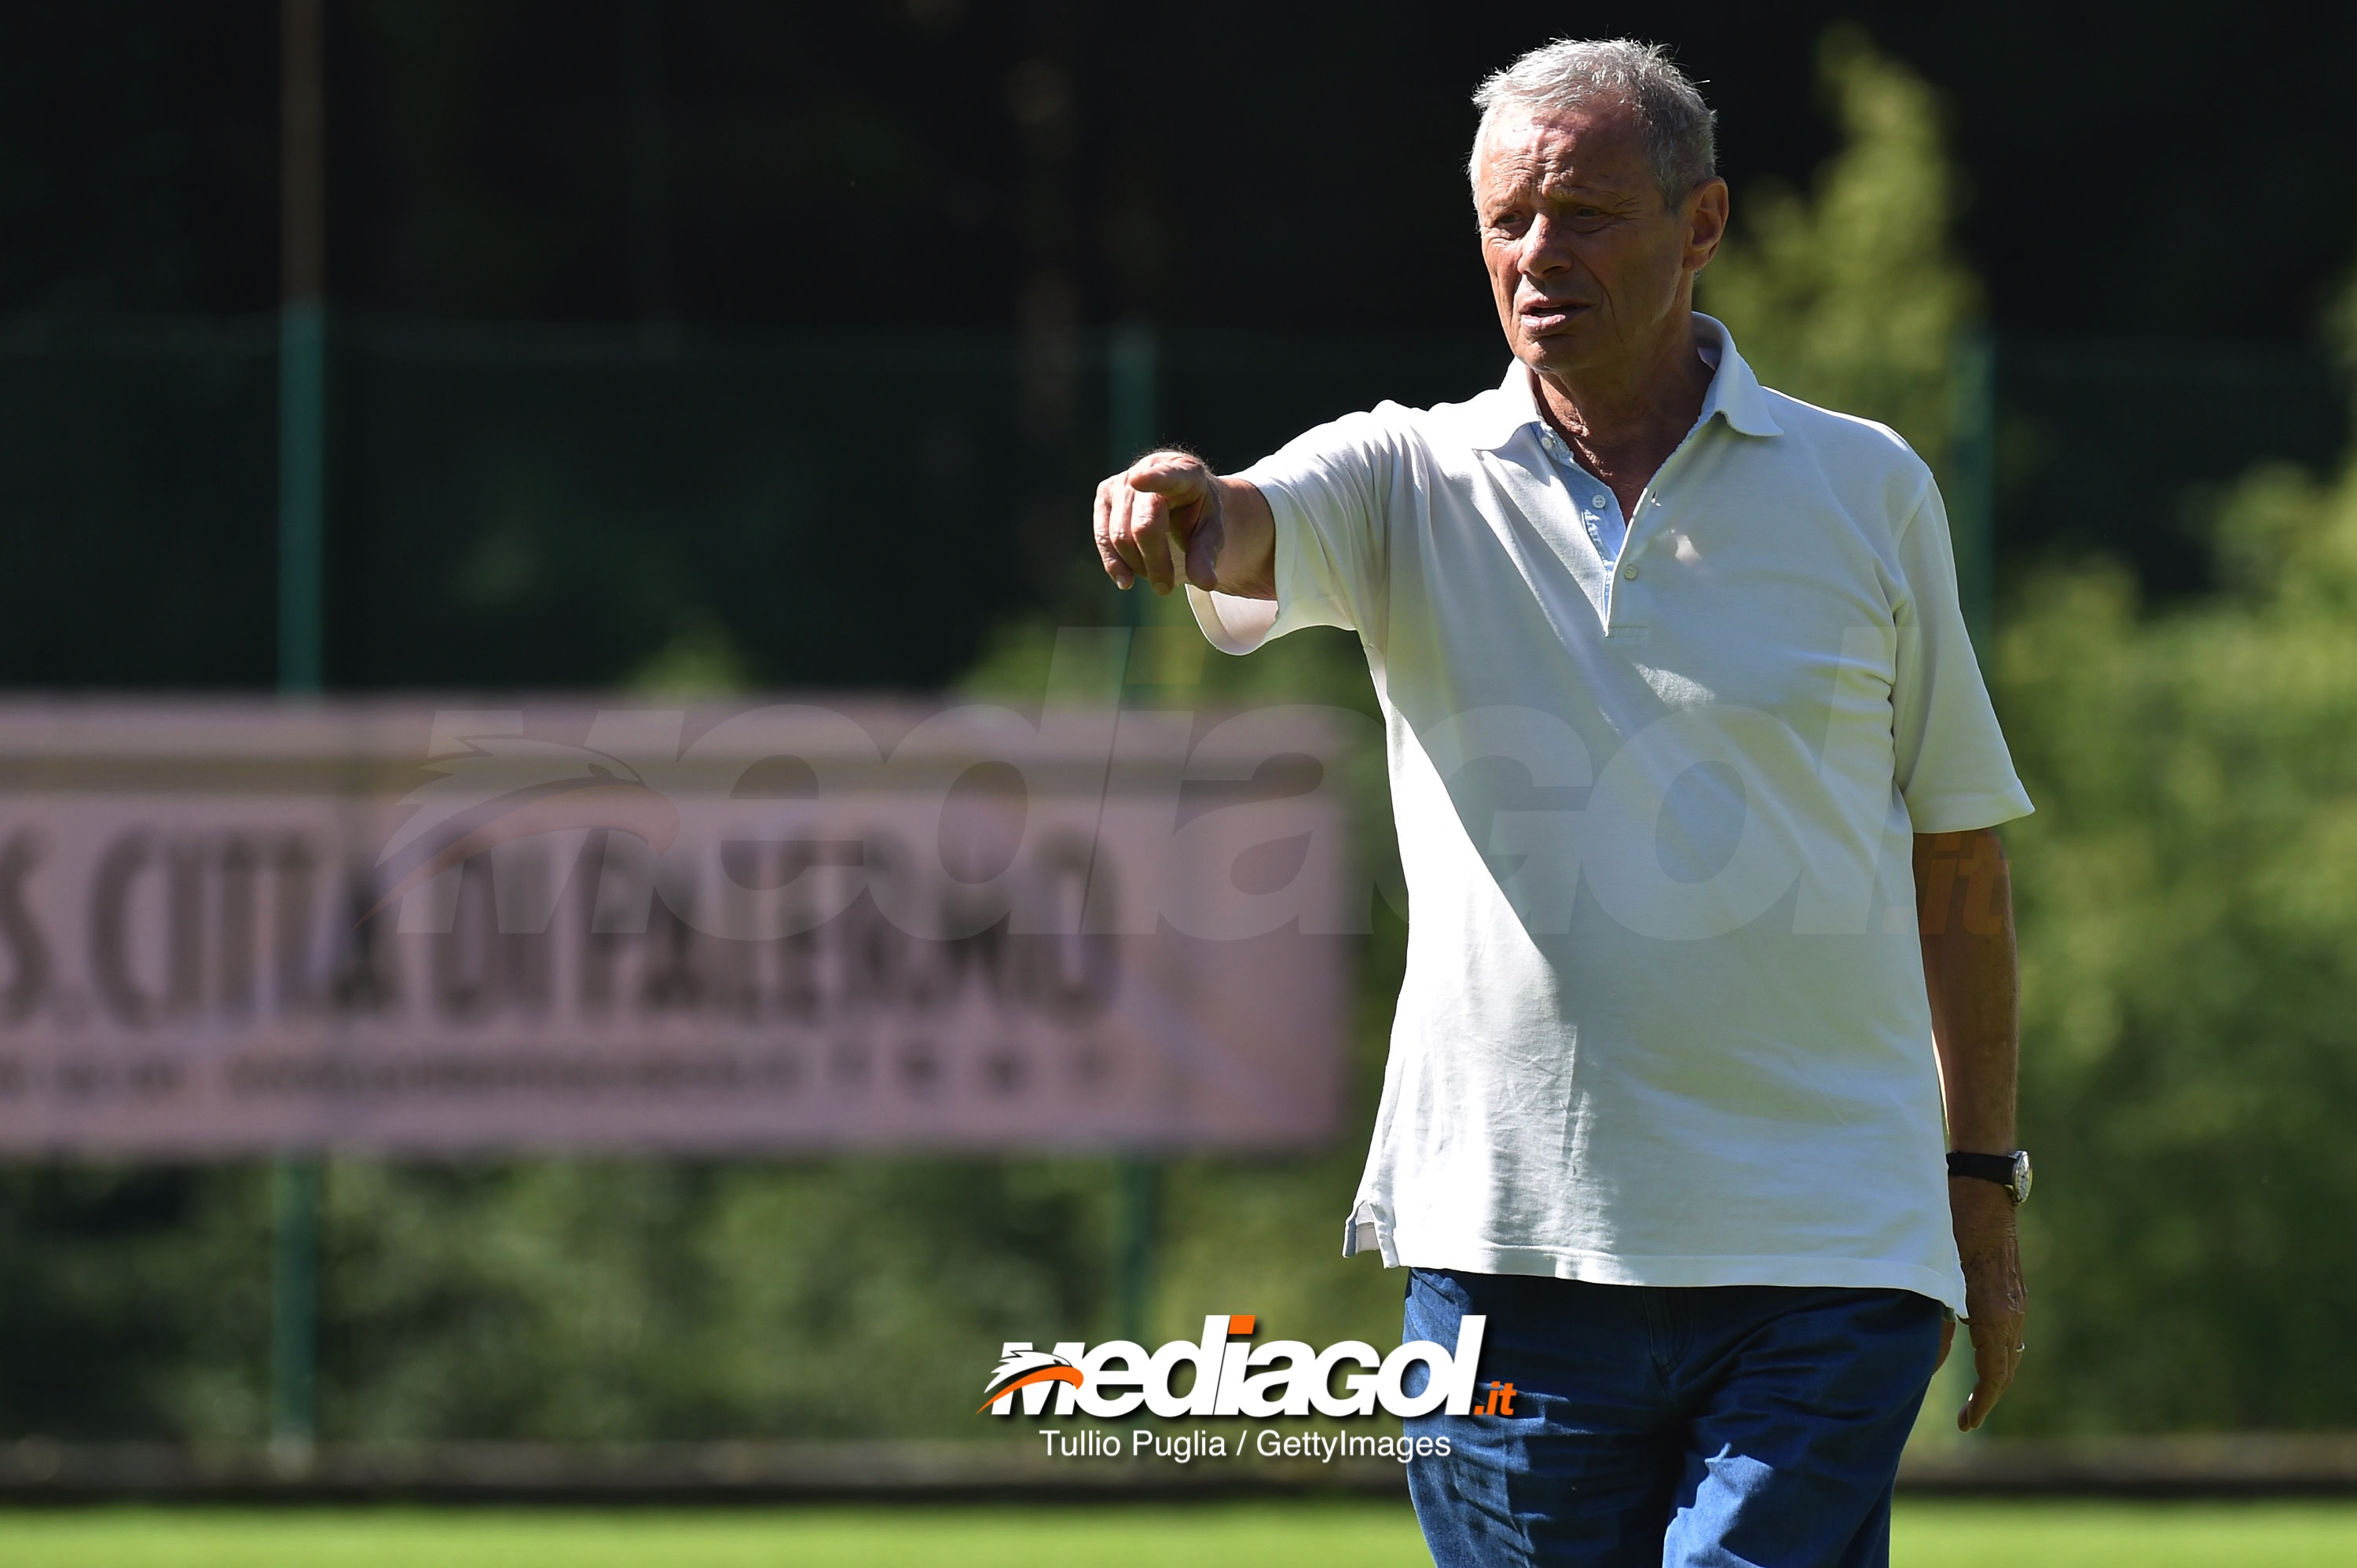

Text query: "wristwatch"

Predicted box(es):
[1947, 1149, 2033, 1205]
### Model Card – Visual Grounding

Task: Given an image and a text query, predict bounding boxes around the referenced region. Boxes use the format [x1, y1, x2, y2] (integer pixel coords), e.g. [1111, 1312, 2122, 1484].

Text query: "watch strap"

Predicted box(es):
[1947, 1150, 2021, 1192]
[1946, 1151, 2015, 1184]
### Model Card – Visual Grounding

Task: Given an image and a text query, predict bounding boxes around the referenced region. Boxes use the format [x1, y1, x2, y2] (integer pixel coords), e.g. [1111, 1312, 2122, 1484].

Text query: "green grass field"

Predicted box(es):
[0, 1500, 2349, 1566]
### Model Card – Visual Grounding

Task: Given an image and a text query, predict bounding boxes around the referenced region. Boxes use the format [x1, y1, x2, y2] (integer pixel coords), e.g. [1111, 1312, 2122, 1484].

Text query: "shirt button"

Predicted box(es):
[1592, 494, 1608, 507]
[1622, 564, 1639, 581]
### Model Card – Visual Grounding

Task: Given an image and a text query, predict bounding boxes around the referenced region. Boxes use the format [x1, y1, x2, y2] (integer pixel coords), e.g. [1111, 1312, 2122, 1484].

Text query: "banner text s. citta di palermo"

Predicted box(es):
[0, 698, 1358, 1155]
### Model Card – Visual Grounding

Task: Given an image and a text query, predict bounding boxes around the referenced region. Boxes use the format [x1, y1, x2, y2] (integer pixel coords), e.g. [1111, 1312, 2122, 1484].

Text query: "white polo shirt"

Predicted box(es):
[1189, 315, 2030, 1311]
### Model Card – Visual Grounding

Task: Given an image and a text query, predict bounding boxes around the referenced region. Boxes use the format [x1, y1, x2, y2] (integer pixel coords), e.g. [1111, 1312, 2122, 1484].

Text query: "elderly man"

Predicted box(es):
[1092, 37, 2029, 1567]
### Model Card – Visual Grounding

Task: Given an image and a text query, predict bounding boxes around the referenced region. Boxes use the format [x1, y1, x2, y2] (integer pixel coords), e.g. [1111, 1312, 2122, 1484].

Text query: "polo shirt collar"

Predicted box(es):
[1464, 312, 1783, 450]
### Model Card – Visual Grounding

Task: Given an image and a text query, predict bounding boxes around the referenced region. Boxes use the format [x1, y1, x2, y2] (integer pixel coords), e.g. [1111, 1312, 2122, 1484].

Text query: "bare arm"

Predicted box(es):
[1914, 826, 2027, 1431]
[1093, 450, 1276, 599]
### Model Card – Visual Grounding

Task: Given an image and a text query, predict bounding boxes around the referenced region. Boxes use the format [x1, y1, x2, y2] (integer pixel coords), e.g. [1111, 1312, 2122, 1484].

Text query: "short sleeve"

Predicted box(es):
[1890, 479, 2034, 833]
[1187, 408, 1397, 655]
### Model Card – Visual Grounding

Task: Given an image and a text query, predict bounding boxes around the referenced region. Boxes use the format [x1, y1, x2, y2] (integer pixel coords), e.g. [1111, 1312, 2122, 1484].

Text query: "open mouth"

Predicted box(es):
[1519, 301, 1590, 333]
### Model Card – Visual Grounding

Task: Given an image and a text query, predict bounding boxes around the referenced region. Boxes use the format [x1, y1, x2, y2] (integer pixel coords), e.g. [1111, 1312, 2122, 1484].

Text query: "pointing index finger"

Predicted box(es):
[1126, 484, 1176, 595]
[1126, 451, 1200, 496]
[1093, 480, 1134, 589]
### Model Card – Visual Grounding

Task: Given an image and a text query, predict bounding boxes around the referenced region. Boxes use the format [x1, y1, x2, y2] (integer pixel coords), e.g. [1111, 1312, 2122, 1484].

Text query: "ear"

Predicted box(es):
[1682, 177, 1730, 273]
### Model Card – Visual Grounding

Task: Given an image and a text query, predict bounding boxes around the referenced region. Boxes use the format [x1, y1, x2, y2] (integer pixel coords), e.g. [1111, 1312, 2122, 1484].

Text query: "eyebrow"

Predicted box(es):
[1483, 178, 1640, 214]
[1534, 171, 1640, 200]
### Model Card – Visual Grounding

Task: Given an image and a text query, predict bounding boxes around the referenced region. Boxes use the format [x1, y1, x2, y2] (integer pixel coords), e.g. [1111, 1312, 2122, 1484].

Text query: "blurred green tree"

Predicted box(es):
[1994, 409, 2357, 1431]
[1700, 24, 1981, 476]
[315, 1159, 1112, 1441]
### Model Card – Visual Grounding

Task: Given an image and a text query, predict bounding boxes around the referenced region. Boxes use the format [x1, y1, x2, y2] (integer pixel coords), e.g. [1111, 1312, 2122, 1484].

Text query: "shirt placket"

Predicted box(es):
[1604, 418, 1714, 630]
[1535, 427, 1628, 565]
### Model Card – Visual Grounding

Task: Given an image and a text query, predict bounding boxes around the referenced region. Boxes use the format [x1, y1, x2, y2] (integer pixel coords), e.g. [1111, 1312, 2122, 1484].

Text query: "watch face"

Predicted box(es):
[2011, 1150, 2033, 1204]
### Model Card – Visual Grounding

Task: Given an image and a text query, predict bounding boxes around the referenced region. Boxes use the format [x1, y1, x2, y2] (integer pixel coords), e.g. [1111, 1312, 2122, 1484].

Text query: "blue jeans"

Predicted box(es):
[1402, 1269, 1944, 1567]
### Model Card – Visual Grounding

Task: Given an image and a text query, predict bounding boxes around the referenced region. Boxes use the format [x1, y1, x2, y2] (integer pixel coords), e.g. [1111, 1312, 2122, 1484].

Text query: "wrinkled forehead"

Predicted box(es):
[1475, 100, 1651, 199]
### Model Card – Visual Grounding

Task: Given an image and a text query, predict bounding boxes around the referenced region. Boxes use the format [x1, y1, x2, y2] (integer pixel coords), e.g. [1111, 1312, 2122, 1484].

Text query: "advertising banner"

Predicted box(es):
[0, 698, 1357, 1154]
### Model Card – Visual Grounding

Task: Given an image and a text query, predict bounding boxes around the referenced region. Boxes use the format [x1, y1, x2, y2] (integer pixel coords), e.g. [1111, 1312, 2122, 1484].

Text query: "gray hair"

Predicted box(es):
[1470, 38, 1717, 207]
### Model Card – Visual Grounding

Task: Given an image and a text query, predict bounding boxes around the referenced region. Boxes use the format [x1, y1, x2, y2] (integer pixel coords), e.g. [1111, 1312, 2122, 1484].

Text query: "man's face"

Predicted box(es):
[1475, 103, 1727, 382]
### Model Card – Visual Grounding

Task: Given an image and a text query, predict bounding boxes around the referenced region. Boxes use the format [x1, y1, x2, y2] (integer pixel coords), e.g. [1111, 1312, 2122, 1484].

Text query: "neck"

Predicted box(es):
[1530, 310, 1713, 503]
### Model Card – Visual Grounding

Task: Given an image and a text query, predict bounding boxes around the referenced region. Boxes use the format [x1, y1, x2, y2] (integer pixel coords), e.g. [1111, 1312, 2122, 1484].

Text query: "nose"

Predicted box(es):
[1516, 212, 1572, 278]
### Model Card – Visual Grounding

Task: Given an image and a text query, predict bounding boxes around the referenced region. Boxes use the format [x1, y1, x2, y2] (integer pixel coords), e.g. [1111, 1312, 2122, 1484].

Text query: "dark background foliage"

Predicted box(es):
[8, 2, 2355, 339]
[0, 2, 2352, 693]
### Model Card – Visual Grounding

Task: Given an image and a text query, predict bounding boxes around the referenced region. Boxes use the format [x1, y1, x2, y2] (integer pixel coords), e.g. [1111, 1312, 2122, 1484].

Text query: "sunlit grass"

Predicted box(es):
[0, 1499, 2351, 1566]
[1893, 1500, 2357, 1568]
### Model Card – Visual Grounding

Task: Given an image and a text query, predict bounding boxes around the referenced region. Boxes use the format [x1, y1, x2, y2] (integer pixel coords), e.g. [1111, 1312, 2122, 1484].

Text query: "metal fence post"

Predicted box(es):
[1107, 322, 1161, 1346]
[1948, 328, 1998, 657]
[1109, 323, 1158, 478]
[272, 0, 328, 1466]
[278, 296, 326, 698]
[1113, 1157, 1160, 1349]
[269, 1156, 321, 1460]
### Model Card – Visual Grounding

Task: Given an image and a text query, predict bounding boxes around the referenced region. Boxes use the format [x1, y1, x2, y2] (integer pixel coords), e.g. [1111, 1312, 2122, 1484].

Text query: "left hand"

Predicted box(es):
[1937, 1176, 2026, 1431]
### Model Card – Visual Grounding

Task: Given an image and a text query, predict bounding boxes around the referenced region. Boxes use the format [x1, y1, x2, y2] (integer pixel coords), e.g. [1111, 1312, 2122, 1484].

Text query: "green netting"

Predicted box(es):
[0, 317, 2337, 694]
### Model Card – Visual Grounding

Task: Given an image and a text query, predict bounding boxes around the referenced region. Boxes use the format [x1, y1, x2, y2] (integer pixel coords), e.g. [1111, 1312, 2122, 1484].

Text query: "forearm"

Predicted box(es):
[1200, 471, 1278, 599]
[1915, 826, 2027, 1427]
[1914, 827, 2018, 1152]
